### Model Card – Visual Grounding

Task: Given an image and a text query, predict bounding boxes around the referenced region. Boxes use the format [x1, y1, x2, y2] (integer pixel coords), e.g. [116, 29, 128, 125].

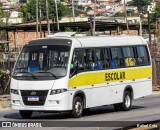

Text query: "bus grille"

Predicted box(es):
[21, 90, 48, 106]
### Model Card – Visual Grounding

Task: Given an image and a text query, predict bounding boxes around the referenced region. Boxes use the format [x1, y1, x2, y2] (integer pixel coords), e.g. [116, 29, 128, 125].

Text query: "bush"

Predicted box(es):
[0, 69, 10, 95]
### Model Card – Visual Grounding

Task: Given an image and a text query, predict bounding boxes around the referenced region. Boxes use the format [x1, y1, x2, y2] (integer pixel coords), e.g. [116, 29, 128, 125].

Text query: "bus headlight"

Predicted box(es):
[50, 89, 67, 95]
[10, 89, 19, 95]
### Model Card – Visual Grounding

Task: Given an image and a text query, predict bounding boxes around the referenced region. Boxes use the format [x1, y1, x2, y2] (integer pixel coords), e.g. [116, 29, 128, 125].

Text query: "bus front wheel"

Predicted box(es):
[71, 97, 83, 118]
[19, 110, 33, 119]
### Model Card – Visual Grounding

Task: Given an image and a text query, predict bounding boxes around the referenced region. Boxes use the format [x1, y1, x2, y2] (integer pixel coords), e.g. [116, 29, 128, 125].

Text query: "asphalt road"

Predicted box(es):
[0, 93, 160, 130]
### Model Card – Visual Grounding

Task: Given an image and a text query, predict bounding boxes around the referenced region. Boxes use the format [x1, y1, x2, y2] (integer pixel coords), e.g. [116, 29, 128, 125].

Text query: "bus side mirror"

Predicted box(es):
[70, 62, 80, 76]
[70, 62, 78, 70]
[70, 64, 74, 69]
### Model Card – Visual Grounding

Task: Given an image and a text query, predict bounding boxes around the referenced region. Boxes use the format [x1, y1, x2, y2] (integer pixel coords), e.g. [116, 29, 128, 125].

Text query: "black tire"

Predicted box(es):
[119, 91, 132, 111]
[19, 110, 33, 119]
[71, 97, 83, 118]
[113, 103, 121, 111]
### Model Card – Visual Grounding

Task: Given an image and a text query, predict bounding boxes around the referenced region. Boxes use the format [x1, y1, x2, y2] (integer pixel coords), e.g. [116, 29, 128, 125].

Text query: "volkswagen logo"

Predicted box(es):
[31, 91, 36, 95]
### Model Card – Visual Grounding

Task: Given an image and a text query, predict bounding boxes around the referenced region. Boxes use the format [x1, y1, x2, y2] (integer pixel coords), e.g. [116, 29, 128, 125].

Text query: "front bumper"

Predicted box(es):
[10, 91, 70, 111]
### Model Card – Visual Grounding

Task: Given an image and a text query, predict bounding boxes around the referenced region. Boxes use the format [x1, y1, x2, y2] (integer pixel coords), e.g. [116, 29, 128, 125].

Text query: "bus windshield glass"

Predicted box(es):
[13, 45, 70, 79]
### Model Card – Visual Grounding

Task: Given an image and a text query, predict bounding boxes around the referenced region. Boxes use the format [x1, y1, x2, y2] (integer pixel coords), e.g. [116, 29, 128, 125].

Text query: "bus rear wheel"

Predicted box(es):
[19, 110, 33, 119]
[119, 91, 132, 111]
[71, 97, 83, 118]
[114, 91, 132, 111]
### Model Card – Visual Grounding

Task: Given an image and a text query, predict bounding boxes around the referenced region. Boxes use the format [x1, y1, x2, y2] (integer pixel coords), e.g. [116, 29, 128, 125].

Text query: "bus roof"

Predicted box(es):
[29, 35, 147, 48]
[74, 36, 146, 47]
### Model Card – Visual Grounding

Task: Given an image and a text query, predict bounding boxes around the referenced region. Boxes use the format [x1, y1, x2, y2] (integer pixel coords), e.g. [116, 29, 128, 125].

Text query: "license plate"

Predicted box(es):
[27, 96, 39, 101]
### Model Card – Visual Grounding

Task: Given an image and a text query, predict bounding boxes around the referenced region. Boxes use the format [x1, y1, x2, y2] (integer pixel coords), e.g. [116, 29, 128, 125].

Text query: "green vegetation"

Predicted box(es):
[128, 0, 152, 13]
[86, 6, 92, 12]
[116, 0, 152, 17]
[151, 0, 160, 22]
[132, 0, 152, 13]
[0, 3, 10, 24]
[64, 27, 81, 34]
[0, 69, 10, 94]
[0, 2, 10, 40]
[21, 0, 72, 22]
[65, 27, 74, 32]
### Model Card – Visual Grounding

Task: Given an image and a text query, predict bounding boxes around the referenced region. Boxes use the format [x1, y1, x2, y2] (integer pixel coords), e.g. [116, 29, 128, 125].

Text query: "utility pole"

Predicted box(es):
[147, 10, 151, 44]
[124, 0, 129, 34]
[36, 0, 39, 38]
[93, 0, 96, 36]
[15, 28, 18, 50]
[46, 0, 50, 35]
[139, 14, 142, 36]
[39, 8, 42, 38]
[72, 0, 75, 22]
[147, 3, 156, 44]
[54, 0, 60, 31]
[90, 15, 93, 36]
[157, 18, 160, 43]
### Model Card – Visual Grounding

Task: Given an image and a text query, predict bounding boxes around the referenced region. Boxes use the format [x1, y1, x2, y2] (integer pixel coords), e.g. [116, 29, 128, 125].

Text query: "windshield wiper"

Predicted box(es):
[19, 72, 37, 79]
[37, 71, 58, 79]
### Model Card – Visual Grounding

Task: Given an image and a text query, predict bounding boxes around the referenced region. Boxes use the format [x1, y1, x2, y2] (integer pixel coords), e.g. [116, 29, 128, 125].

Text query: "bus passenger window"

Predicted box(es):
[95, 49, 105, 70]
[70, 50, 84, 75]
[111, 47, 124, 68]
[136, 46, 150, 66]
[122, 47, 136, 67]
[84, 49, 95, 70]
[104, 49, 110, 68]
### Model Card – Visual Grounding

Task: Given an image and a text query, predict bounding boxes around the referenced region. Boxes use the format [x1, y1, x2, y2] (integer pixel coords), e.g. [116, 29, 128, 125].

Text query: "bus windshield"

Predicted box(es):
[13, 45, 70, 79]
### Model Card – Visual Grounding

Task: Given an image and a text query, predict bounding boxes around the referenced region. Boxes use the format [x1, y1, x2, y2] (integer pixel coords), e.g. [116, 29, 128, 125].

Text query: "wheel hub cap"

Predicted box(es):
[125, 95, 131, 108]
[75, 102, 82, 115]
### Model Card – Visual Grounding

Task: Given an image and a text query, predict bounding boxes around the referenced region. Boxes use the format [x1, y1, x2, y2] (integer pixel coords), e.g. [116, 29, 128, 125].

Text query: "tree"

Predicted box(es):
[151, 0, 160, 22]
[86, 6, 92, 12]
[19, 0, 27, 3]
[78, 5, 83, 10]
[21, 0, 72, 22]
[21, 1, 35, 21]
[48, 0, 72, 20]
[132, 0, 152, 13]
[0, 2, 10, 22]
[127, 1, 134, 6]
[0, 2, 11, 40]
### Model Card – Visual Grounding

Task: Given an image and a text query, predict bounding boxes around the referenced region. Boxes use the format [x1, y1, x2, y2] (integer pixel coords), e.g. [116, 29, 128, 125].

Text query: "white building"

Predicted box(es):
[74, 0, 91, 5]
[120, 0, 133, 4]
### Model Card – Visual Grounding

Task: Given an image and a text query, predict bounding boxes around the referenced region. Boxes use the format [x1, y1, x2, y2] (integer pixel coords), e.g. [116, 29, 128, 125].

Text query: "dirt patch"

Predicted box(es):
[153, 86, 160, 91]
[0, 95, 11, 110]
